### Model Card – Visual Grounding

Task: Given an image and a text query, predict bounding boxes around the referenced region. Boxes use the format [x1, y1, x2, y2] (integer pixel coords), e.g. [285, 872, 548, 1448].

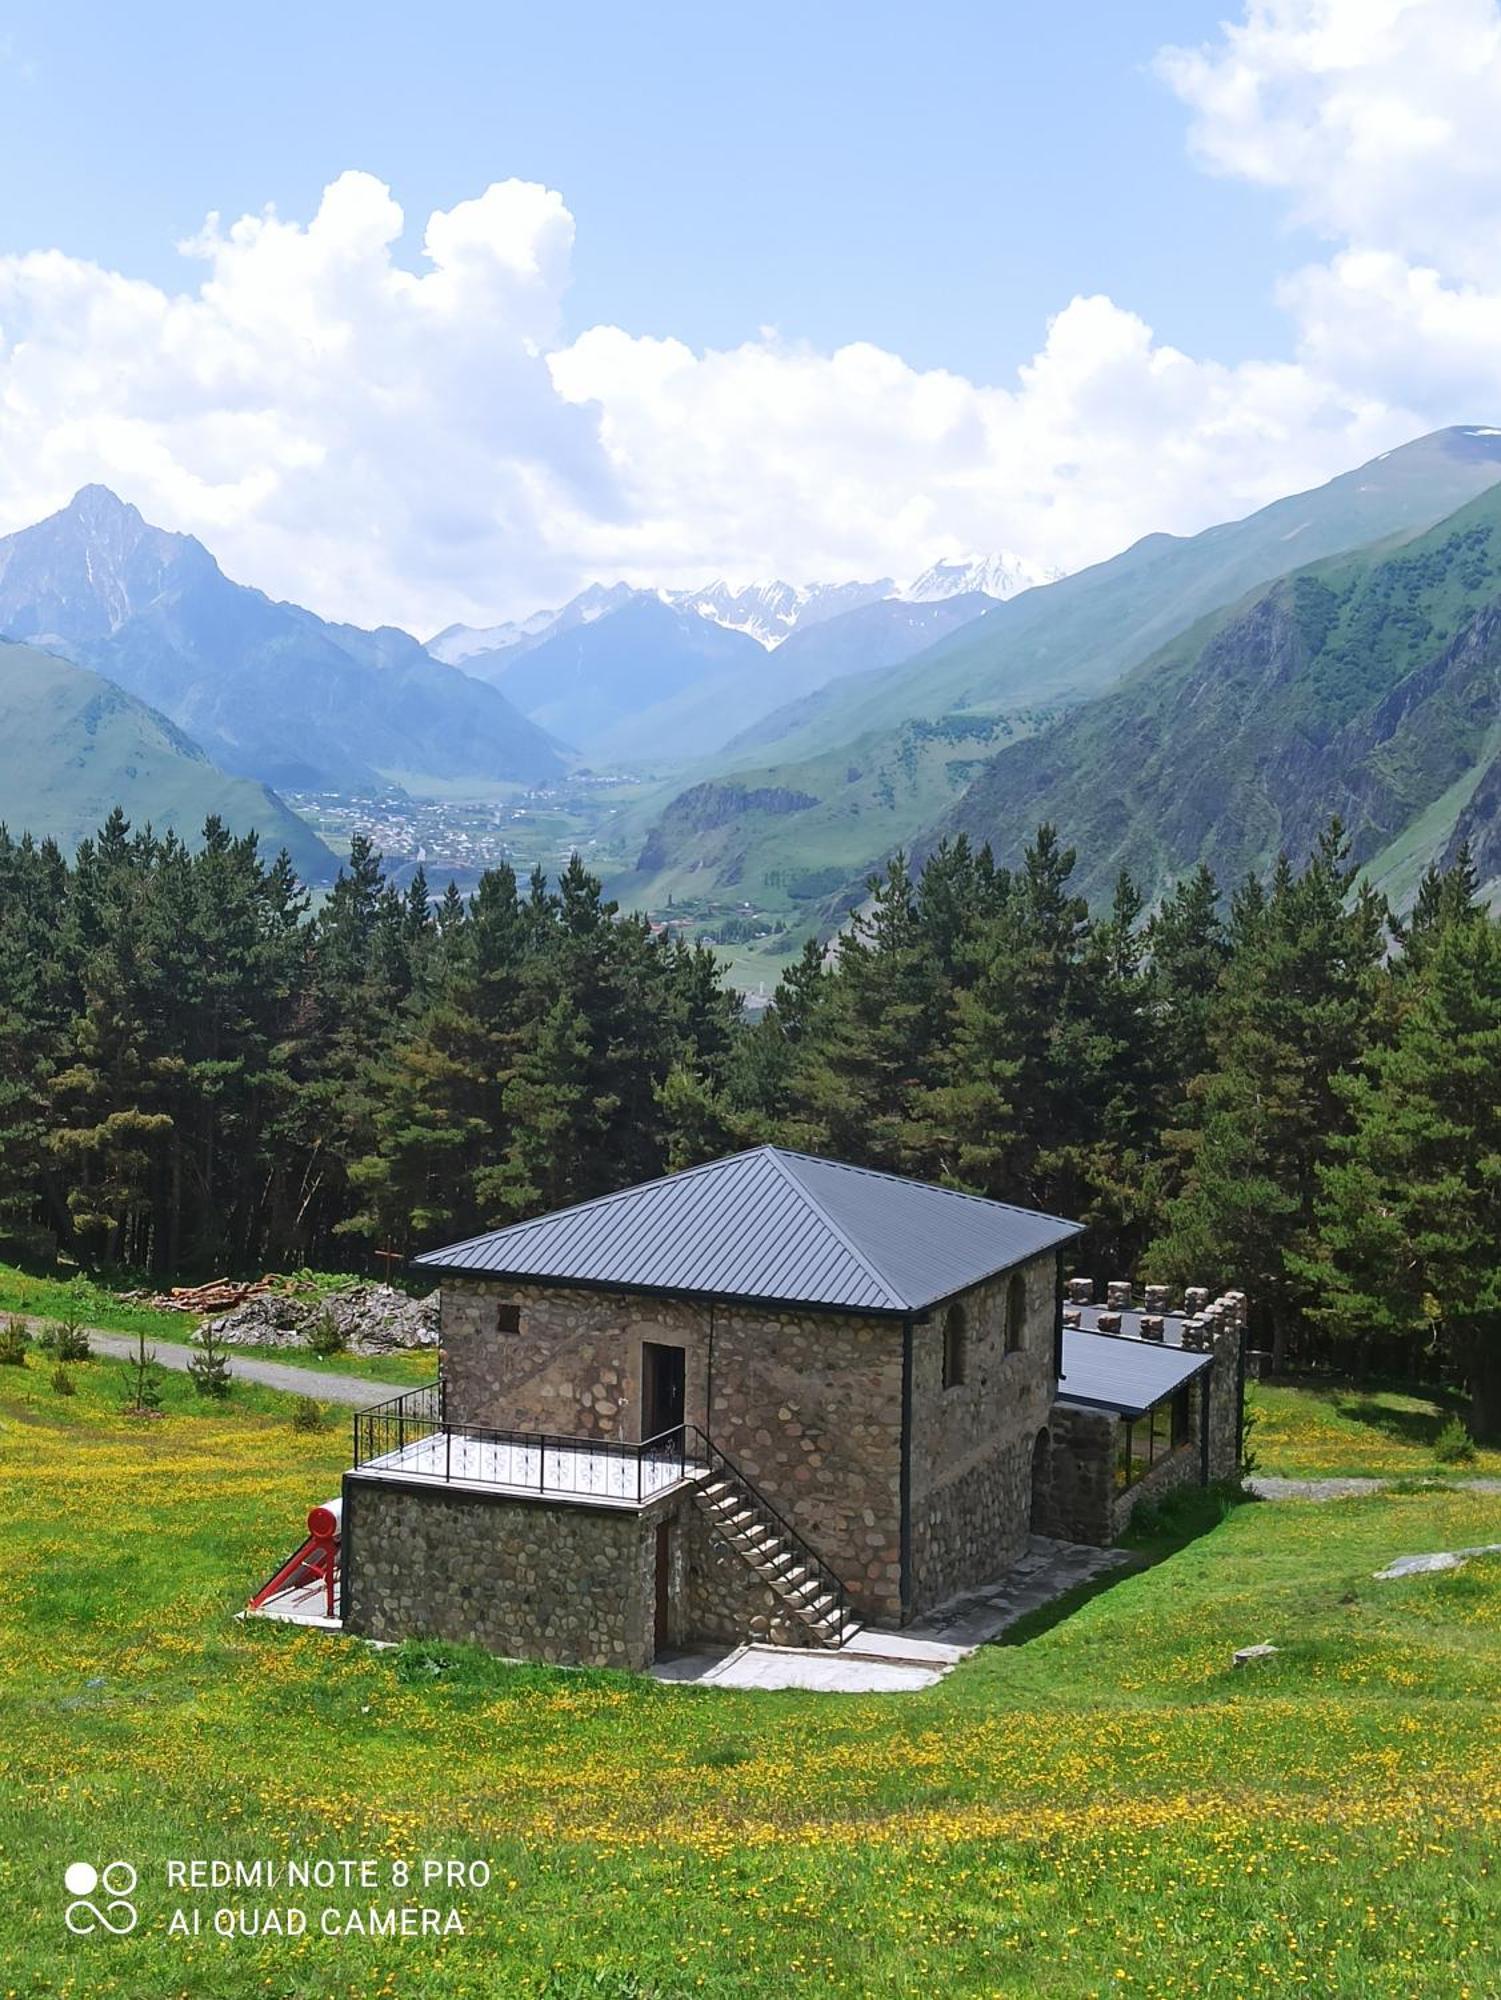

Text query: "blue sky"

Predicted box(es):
[0, 1, 1495, 631]
[1, 2, 1294, 380]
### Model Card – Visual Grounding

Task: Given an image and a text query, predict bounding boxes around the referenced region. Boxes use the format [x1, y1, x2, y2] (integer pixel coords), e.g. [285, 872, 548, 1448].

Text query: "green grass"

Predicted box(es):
[1248, 1377, 1501, 1481]
[1, 1361, 1498, 1997]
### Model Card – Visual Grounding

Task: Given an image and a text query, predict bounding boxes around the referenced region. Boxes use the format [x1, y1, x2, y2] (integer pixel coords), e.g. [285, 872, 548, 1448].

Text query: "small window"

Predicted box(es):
[942, 1303, 967, 1389]
[1005, 1270, 1026, 1353]
[495, 1302, 521, 1334]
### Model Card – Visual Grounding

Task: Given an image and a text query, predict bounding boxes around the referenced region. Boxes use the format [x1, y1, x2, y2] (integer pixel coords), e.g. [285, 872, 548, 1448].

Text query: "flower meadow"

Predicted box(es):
[0, 1359, 1497, 1999]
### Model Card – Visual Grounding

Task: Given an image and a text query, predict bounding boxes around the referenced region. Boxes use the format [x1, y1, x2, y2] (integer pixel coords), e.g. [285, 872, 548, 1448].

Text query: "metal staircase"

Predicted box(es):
[688, 1428, 861, 1650]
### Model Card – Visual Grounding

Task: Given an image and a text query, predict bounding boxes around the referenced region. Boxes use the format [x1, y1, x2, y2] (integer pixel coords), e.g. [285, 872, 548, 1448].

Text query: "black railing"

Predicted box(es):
[685, 1423, 850, 1639]
[351, 1386, 693, 1504]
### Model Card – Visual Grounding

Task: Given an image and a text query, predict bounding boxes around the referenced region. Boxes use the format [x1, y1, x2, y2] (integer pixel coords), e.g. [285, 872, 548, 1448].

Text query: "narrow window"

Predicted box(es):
[1005, 1270, 1026, 1354]
[1171, 1383, 1192, 1448]
[495, 1302, 521, 1334]
[942, 1302, 967, 1389]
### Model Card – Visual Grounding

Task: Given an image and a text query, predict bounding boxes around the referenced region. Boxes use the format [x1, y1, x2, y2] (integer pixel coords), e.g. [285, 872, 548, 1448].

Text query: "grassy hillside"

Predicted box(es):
[934, 481, 1501, 909]
[613, 708, 1061, 957]
[1, 1356, 1497, 1996]
[0, 639, 335, 879]
[731, 425, 1501, 773]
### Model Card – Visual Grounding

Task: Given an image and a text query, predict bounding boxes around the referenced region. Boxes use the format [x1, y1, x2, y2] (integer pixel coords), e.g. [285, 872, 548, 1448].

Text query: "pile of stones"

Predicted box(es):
[208, 1282, 438, 1355]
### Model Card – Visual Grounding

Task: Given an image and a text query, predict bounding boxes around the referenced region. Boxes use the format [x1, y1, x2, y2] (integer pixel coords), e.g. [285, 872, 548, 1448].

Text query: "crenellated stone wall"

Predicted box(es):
[907, 1252, 1058, 1613]
[1043, 1290, 1247, 1545]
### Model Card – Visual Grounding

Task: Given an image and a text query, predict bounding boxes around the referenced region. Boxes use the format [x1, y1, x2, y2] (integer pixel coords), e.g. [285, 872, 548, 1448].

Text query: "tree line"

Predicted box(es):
[1, 807, 1496, 1435]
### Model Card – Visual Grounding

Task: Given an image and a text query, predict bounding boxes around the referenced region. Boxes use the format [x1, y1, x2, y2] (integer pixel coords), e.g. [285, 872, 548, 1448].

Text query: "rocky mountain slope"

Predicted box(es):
[0, 488, 567, 794]
[932, 482, 1501, 909]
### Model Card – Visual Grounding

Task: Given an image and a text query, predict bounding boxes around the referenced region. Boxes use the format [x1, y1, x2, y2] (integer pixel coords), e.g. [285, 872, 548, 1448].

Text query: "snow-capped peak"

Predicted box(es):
[660, 576, 893, 649]
[898, 552, 1061, 605]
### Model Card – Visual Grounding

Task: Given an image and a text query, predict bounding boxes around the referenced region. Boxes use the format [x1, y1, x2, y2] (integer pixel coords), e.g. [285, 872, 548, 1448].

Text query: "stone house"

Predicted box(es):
[335, 1147, 1244, 1670]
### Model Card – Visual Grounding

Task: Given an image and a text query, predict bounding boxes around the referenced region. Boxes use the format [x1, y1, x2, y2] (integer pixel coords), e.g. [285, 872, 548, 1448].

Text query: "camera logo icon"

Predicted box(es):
[64, 1861, 138, 1935]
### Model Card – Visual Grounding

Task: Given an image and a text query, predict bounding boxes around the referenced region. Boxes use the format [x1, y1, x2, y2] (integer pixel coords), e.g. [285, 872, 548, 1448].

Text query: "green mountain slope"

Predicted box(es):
[611, 708, 1061, 923]
[0, 640, 336, 879]
[730, 426, 1501, 771]
[932, 483, 1501, 909]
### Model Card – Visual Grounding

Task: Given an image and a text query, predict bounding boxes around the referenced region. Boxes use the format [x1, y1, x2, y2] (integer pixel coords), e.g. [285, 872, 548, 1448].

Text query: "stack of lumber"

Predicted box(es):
[150, 1274, 304, 1314]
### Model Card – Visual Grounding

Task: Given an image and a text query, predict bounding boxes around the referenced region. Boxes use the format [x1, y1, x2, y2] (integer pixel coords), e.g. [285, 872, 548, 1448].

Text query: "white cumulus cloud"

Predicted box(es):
[2, 2, 1501, 631]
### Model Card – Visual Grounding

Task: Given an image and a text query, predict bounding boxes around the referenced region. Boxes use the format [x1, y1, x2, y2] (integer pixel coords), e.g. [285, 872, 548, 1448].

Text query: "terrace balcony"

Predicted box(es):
[350, 1383, 701, 1508]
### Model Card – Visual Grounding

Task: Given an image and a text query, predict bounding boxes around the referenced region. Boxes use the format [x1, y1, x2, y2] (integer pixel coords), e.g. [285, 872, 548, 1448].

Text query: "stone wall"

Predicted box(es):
[705, 1302, 904, 1623]
[907, 1253, 1057, 1613]
[440, 1281, 711, 1442]
[341, 1474, 678, 1670]
[438, 1278, 907, 1625]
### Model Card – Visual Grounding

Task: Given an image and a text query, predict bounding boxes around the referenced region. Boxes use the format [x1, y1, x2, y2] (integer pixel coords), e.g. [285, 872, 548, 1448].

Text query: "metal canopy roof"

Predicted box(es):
[413, 1145, 1082, 1316]
[1058, 1328, 1213, 1417]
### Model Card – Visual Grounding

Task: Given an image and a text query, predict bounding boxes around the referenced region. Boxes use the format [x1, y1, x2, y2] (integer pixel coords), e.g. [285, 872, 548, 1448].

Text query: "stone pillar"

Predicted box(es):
[1062, 1305, 1081, 1328]
[1139, 1315, 1165, 1342]
[1097, 1310, 1122, 1334]
[1106, 1280, 1133, 1311]
[1181, 1314, 1208, 1352]
[1184, 1286, 1210, 1314]
[1143, 1285, 1170, 1315]
[1066, 1278, 1095, 1305]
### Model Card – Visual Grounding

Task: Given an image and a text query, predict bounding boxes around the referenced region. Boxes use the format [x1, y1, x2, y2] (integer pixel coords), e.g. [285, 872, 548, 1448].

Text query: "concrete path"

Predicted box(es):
[905, 1535, 1133, 1648]
[40, 1324, 407, 1409]
[1250, 1474, 1501, 1501]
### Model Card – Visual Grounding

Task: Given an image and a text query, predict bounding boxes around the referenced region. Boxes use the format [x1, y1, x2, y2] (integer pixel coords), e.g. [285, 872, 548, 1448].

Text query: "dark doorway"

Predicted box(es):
[654, 1521, 672, 1652]
[641, 1341, 686, 1442]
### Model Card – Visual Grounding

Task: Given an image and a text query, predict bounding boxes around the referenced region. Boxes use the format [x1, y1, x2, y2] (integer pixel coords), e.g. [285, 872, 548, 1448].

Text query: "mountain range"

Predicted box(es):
[623, 426, 1501, 922]
[0, 487, 566, 794]
[426, 556, 1053, 765]
[935, 478, 1501, 909]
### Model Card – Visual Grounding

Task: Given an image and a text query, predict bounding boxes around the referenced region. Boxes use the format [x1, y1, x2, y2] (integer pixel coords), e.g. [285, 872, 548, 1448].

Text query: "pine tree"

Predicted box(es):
[1308, 910, 1501, 1434]
[1151, 823, 1387, 1366]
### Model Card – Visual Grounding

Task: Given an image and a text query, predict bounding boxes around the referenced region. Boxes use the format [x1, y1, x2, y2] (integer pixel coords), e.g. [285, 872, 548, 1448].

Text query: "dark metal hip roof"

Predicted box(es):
[413, 1145, 1082, 1316]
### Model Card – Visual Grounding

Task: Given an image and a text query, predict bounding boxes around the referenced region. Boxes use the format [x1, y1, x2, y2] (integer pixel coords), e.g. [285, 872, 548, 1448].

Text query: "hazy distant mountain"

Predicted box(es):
[430, 553, 1047, 671]
[430, 556, 1043, 765]
[898, 553, 1061, 604]
[0, 488, 568, 794]
[0, 638, 334, 879]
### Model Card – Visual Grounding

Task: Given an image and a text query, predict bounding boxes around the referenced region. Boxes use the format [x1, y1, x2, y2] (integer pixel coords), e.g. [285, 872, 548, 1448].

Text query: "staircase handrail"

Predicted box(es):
[686, 1423, 848, 1636]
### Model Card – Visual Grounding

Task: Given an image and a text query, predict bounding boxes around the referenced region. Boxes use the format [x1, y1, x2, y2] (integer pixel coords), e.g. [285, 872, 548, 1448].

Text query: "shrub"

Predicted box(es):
[0, 1317, 29, 1366]
[306, 1309, 345, 1358]
[290, 1395, 327, 1433]
[1435, 1415, 1477, 1465]
[55, 1316, 92, 1363]
[51, 1365, 76, 1397]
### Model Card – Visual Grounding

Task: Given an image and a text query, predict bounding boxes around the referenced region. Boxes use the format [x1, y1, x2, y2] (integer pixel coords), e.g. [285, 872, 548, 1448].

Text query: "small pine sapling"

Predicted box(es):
[123, 1328, 165, 1415]
[188, 1320, 233, 1399]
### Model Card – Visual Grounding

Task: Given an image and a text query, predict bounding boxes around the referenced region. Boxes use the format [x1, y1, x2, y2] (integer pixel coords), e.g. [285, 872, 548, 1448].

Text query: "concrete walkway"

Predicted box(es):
[1250, 1474, 1501, 1501]
[42, 1324, 408, 1408]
